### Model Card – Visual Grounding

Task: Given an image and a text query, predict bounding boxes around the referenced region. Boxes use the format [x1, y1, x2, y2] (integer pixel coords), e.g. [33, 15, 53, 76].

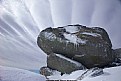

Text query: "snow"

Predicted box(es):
[61, 70, 85, 80]
[64, 33, 87, 45]
[81, 66, 121, 81]
[0, 65, 46, 81]
[81, 32, 101, 37]
[43, 32, 56, 41]
[56, 54, 83, 67]
[47, 66, 121, 81]
[47, 71, 62, 80]
[65, 26, 79, 33]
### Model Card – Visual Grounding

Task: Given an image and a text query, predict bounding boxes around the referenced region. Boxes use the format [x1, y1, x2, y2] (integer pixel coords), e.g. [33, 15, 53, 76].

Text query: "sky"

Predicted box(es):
[0, 0, 121, 69]
[49, 0, 121, 48]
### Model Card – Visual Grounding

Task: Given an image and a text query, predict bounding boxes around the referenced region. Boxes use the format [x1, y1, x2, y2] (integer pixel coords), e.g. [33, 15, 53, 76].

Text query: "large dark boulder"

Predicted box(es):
[47, 53, 85, 74]
[37, 24, 114, 68]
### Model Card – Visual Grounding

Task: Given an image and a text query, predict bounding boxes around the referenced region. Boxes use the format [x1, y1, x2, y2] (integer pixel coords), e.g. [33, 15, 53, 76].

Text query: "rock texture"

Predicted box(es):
[77, 67, 103, 80]
[47, 53, 85, 74]
[112, 48, 121, 66]
[40, 67, 53, 77]
[37, 24, 114, 69]
[113, 48, 121, 59]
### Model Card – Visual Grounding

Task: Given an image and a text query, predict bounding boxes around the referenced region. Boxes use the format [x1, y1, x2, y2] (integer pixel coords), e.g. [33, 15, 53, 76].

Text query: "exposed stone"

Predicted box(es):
[37, 24, 114, 68]
[40, 67, 53, 77]
[47, 53, 85, 74]
[110, 48, 121, 66]
[113, 48, 121, 59]
[77, 67, 103, 80]
[90, 68, 103, 77]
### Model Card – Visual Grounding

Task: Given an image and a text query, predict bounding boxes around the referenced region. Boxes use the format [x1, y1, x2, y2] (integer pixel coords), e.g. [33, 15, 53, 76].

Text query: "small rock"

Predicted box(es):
[40, 67, 53, 77]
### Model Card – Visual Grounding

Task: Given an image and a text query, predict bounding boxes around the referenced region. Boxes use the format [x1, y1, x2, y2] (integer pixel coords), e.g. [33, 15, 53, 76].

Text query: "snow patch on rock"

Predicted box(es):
[65, 26, 80, 33]
[82, 32, 101, 37]
[56, 54, 83, 67]
[64, 33, 87, 45]
[43, 32, 56, 41]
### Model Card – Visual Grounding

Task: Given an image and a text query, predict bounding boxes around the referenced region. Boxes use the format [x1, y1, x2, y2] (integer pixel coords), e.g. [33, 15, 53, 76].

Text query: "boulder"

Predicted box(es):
[47, 53, 85, 74]
[37, 24, 114, 68]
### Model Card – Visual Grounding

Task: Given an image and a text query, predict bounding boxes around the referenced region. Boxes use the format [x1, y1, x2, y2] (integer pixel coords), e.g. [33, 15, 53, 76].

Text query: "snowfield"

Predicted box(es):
[81, 66, 121, 81]
[0, 65, 46, 81]
[48, 66, 121, 81]
[1, 65, 121, 81]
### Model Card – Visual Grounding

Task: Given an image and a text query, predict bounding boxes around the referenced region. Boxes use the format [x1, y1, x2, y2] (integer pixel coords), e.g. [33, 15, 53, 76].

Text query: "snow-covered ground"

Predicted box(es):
[80, 66, 121, 81]
[0, 65, 46, 81]
[1, 65, 121, 81]
[48, 66, 121, 81]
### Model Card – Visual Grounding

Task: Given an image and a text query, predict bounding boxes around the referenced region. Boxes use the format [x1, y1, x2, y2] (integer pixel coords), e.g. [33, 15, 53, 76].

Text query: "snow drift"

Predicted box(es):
[0, 65, 46, 81]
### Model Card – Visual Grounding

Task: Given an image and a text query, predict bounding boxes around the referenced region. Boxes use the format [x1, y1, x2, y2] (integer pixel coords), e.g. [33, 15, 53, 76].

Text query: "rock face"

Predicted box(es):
[37, 24, 114, 68]
[77, 67, 103, 80]
[47, 53, 85, 74]
[112, 48, 121, 66]
[113, 48, 121, 59]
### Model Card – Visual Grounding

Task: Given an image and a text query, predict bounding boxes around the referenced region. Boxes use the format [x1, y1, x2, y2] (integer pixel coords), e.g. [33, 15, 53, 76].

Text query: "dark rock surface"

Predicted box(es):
[111, 48, 121, 66]
[113, 48, 121, 58]
[37, 24, 114, 68]
[47, 53, 85, 74]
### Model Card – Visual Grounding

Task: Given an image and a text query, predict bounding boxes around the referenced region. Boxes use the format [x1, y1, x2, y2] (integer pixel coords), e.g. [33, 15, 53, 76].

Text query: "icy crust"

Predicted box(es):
[56, 54, 84, 67]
